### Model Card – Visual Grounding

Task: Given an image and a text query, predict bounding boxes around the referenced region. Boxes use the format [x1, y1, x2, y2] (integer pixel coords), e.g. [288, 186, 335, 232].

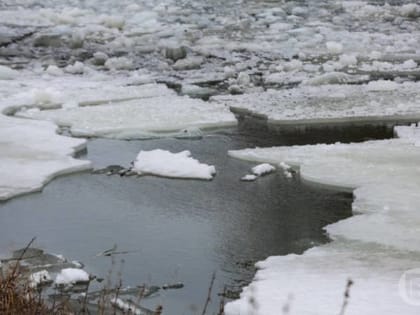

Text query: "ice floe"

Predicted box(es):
[226, 137, 420, 315]
[0, 115, 91, 201]
[17, 94, 235, 139]
[133, 149, 216, 180]
[213, 82, 420, 124]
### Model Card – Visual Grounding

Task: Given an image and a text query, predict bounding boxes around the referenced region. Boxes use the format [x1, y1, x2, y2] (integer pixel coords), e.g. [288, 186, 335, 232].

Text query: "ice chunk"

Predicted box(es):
[0, 65, 18, 80]
[105, 57, 134, 71]
[173, 57, 203, 70]
[365, 80, 398, 91]
[65, 61, 85, 74]
[55, 268, 89, 285]
[92, 52, 109, 66]
[338, 54, 358, 67]
[237, 72, 251, 86]
[45, 65, 64, 76]
[30, 270, 52, 287]
[402, 59, 418, 70]
[251, 163, 275, 176]
[400, 4, 420, 18]
[326, 41, 343, 54]
[133, 149, 216, 180]
[240, 174, 257, 181]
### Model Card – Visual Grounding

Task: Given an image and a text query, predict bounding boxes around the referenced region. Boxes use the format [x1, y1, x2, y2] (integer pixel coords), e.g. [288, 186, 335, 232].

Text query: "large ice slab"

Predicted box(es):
[0, 115, 91, 201]
[226, 138, 420, 314]
[17, 95, 236, 139]
[213, 82, 420, 124]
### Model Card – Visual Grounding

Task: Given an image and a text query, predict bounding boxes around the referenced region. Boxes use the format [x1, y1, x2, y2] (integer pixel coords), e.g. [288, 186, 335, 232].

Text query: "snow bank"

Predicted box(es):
[226, 138, 420, 315]
[133, 149, 216, 180]
[55, 268, 89, 285]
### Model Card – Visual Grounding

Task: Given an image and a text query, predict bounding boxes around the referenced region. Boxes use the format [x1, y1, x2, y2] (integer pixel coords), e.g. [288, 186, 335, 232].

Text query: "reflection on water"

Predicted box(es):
[0, 129, 352, 314]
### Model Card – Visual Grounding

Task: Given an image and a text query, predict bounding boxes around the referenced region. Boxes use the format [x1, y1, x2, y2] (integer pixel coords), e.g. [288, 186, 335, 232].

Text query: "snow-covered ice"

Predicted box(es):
[213, 82, 420, 124]
[17, 95, 236, 139]
[30, 270, 52, 288]
[55, 268, 90, 285]
[226, 137, 420, 315]
[0, 115, 91, 201]
[133, 149, 216, 180]
[240, 174, 257, 182]
[251, 163, 275, 176]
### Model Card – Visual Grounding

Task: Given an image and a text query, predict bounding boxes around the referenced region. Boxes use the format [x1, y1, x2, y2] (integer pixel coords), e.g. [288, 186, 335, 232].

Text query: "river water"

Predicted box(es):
[0, 129, 352, 314]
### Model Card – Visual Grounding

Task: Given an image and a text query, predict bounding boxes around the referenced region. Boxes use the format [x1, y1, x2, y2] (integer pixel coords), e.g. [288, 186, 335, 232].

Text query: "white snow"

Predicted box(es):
[0, 115, 91, 201]
[55, 268, 89, 285]
[241, 174, 257, 182]
[251, 163, 275, 176]
[30, 270, 52, 287]
[226, 137, 420, 315]
[133, 149, 216, 180]
[111, 298, 143, 315]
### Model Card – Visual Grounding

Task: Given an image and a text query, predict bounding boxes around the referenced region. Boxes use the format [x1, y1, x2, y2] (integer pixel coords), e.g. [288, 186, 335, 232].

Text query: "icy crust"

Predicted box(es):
[0, 115, 91, 201]
[133, 149, 216, 180]
[213, 82, 420, 123]
[17, 95, 236, 140]
[227, 139, 420, 314]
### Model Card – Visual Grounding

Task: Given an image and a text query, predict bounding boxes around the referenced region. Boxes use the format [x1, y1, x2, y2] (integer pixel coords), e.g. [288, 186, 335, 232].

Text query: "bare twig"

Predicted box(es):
[338, 278, 354, 315]
[201, 272, 216, 315]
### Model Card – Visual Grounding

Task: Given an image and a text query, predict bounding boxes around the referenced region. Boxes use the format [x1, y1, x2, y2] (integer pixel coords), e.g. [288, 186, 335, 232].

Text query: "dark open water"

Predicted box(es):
[0, 129, 352, 314]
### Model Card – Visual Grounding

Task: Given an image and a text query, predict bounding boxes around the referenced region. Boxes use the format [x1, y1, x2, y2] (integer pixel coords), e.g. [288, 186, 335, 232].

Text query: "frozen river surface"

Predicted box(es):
[2, 0, 420, 314]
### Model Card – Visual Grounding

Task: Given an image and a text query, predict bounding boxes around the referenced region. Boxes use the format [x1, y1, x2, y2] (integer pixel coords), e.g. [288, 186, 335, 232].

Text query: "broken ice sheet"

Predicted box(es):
[226, 138, 420, 315]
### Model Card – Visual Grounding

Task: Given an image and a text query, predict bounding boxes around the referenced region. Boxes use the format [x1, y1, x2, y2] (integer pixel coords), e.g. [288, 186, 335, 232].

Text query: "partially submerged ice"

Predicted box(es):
[133, 149, 216, 180]
[226, 135, 420, 315]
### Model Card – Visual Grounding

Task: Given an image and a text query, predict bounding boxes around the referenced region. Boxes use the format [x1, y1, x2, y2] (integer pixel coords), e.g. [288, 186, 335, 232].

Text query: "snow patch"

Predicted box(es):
[55, 268, 89, 285]
[251, 163, 275, 176]
[133, 149, 216, 180]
